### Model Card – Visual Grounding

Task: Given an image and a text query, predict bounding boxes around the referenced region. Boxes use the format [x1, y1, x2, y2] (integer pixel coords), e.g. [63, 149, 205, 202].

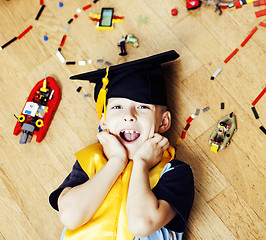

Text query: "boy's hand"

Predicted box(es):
[133, 133, 169, 170]
[97, 130, 128, 171]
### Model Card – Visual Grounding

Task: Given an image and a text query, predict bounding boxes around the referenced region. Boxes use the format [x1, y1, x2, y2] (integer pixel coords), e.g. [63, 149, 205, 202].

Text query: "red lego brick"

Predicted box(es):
[224, 48, 239, 63]
[240, 27, 258, 47]
[255, 9, 266, 18]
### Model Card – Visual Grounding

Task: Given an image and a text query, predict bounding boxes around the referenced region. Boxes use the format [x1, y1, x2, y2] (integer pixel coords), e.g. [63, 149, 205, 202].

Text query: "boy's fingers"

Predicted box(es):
[152, 133, 164, 143]
[158, 137, 169, 149]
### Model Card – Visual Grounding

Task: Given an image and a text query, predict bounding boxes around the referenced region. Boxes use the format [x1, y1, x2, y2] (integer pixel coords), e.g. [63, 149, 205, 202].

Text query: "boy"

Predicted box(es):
[49, 50, 194, 240]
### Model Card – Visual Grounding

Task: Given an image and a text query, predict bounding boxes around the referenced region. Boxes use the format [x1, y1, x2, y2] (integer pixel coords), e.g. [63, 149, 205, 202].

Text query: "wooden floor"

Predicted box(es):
[0, 0, 265, 239]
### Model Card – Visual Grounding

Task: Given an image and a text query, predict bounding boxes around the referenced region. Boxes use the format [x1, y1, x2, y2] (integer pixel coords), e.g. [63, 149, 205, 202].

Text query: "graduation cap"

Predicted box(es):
[70, 50, 179, 119]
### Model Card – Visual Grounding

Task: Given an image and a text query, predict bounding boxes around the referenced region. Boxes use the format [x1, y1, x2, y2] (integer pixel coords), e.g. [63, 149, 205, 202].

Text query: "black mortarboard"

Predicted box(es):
[70, 50, 179, 119]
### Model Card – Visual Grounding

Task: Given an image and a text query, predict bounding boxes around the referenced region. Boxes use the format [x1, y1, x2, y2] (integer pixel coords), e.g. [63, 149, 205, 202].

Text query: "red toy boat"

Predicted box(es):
[13, 76, 61, 144]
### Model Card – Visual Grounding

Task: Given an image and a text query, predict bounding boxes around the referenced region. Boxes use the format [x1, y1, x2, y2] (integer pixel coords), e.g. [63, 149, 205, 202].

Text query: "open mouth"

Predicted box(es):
[120, 130, 140, 142]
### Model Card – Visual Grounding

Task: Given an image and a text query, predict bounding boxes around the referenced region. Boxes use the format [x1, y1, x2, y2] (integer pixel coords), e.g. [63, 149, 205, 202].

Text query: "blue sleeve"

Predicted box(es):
[49, 160, 89, 211]
[152, 160, 194, 232]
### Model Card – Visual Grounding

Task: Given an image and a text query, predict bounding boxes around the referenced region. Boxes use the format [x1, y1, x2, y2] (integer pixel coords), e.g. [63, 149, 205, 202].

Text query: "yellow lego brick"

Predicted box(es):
[211, 144, 219, 153]
[176, 138, 182, 146]
[246, 0, 255, 3]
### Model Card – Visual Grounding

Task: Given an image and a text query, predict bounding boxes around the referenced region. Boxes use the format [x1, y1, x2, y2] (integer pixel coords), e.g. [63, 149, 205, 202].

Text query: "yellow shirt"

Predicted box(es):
[64, 143, 175, 240]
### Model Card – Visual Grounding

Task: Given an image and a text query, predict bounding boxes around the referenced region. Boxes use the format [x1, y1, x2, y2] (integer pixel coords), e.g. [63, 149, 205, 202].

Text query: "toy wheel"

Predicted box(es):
[18, 115, 25, 123]
[36, 119, 44, 128]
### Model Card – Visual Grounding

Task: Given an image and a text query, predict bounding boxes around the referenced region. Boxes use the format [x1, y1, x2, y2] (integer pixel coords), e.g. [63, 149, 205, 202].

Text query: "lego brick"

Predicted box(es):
[176, 138, 182, 145]
[251, 106, 259, 119]
[66, 61, 76, 65]
[211, 67, 223, 80]
[259, 22, 266, 27]
[184, 123, 191, 131]
[35, 5, 45, 20]
[68, 18, 74, 24]
[255, 9, 266, 17]
[240, 27, 258, 47]
[1, 37, 17, 49]
[224, 48, 239, 63]
[56, 51, 65, 63]
[195, 109, 200, 116]
[259, 126, 266, 135]
[235, 0, 243, 8]
[60, 35, 67, 47]
[251, 87, 266, 106]
[203, 106, 210, 112]
[181, 131, 186, 139]
[83, 4, 92, 11]
[17, 25, 33, 39]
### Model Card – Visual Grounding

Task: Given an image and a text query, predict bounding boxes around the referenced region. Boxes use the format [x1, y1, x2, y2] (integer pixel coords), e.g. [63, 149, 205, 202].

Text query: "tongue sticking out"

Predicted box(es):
[121, 131, 140, 142]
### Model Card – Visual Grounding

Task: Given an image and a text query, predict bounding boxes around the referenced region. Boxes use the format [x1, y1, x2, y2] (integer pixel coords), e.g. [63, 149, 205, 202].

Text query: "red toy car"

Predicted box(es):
[13, 76, 61, 144]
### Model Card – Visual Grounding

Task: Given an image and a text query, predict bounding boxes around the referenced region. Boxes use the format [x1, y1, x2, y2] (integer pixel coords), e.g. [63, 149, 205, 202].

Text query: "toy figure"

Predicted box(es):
[49, 50, 194, 240]
[117, 36, 127, 56]
[209, 112, 237, 152]
[117, 35, 139, 56]
[201, 0, 237, 15]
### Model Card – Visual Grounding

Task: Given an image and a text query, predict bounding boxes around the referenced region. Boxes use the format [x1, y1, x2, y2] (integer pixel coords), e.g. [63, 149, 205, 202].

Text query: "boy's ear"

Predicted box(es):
[158, 111, 171, 133]
[99, 113, 107, 130]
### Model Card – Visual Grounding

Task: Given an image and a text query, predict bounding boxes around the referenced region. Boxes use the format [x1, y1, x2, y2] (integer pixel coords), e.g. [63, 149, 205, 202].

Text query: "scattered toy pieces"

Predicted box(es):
[171, 8, 178, 16]
[76, 86, 82, 92]
[56, 50, 65, 63]
[186, 114, 195, 124]
[35, 4, 45, 20]
[259, 126, 266, 134]
[224, 48, 239, 63]
[240, 27, 258, 47]
[176, 113, 196, 145]
[43, 35, 48, 41]
[66, 61, 75, 65]
[259, 22, 266, 27]
[203, 106, 210, 112]
[195, 109, 200, 116]
[221, 102, 225, 109]
[251, 86, 266, 106]
[251, 106, 259, 119]
[17, 25, 33, 39]
[59, 2, 63, 8]
[211, 66, 223, 80]
[60, 35, 67, 47]
[255, 8, 266, 17]
[83, 4, 92, 10]
[1, 37, 17, 49]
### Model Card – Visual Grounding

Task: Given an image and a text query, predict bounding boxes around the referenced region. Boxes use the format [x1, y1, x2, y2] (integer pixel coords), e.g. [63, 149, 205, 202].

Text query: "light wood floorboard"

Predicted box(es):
[0, 0, 265, 239]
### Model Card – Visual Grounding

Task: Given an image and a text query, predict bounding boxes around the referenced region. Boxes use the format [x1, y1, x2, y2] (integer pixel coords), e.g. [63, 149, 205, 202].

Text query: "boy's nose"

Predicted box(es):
[123, 115, 136, 122]
[123, 109, 136, 122]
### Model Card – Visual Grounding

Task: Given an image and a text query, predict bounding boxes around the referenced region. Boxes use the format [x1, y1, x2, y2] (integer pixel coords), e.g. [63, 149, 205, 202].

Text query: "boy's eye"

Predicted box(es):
[138, 105, 150, 109]
[111, 105, 122, 109]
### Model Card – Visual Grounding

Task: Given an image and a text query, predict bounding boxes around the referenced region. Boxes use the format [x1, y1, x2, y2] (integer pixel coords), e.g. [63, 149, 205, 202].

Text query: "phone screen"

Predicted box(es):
[99, 8, 114, 27]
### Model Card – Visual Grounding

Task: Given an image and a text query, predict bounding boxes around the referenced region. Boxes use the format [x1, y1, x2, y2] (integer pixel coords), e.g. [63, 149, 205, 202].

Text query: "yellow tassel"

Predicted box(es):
[96, 67, 110, 120]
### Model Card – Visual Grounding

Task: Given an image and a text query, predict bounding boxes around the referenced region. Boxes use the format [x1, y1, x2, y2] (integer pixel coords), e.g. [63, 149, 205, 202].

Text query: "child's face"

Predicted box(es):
[101, 98, 169, 159]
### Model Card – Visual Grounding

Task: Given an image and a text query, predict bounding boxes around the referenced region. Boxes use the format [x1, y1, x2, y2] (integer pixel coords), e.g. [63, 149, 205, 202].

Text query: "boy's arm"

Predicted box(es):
[58, 131, 128, 230]
[127, 134, 176, 238]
